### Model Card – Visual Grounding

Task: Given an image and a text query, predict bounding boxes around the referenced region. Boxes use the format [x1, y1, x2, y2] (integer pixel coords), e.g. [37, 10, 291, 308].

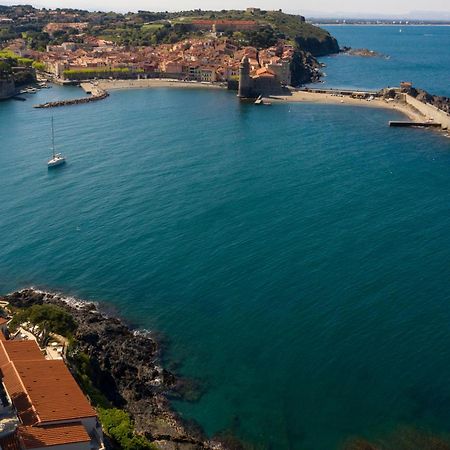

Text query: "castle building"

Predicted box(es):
[237, 56, 252, 98]
[237, 56, 286, 99]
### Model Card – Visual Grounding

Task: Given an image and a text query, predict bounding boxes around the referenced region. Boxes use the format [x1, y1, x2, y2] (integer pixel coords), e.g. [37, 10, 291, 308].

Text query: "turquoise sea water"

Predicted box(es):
[315, 25, 450, 97]
[1, 26, 450, 450]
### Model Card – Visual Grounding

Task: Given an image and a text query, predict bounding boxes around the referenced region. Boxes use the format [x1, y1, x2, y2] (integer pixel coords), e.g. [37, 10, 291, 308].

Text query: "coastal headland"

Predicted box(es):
[1, 288, 231, 450]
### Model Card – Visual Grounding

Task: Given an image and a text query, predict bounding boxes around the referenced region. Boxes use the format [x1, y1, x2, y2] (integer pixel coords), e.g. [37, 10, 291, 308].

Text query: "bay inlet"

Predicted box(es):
[1, 25, 450, 450]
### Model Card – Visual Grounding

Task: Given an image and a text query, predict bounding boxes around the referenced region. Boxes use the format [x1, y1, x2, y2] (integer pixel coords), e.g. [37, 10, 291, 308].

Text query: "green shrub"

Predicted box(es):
[32, 61, 46, 71]
[10, 304, 76, 345]
[69, 351, 111, 409]
[98, 408, 157, 450]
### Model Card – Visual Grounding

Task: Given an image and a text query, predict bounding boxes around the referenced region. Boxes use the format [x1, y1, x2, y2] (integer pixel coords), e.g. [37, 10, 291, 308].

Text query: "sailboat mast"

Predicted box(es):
[51, 116, 55, 158]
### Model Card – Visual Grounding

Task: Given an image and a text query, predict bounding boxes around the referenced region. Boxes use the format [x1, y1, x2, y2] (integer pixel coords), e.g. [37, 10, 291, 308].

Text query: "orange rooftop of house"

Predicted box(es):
[0, 321, 103, 450]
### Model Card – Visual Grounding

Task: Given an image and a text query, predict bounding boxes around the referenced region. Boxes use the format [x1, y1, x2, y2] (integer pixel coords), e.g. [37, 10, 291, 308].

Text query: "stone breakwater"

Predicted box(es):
[2, 288, 228, 450]
[34, 87, 108, 109]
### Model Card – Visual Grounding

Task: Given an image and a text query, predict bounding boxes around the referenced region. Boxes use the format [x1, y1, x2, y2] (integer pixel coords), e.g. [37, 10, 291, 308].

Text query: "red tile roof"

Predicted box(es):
[0, 340, 45, 367]
[0, 317, 9, 325]
[1, 362, 38, 425]
[0, 335, 96, 425]
[13, 360, 97, 424]
[19, 423, 90, 449]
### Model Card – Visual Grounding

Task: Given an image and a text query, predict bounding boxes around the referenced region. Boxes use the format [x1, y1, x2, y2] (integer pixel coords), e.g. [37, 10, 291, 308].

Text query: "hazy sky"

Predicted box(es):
[3, 0, 450, 17]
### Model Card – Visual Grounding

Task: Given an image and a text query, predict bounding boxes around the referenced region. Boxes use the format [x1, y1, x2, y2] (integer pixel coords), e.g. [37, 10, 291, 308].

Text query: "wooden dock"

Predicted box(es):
[389, 121, 441, 128]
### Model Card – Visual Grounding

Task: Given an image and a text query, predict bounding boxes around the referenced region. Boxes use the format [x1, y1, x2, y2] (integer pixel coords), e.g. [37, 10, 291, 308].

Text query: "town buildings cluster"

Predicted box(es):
[7, 29, 294, 85]
[0, 317, 104, 450]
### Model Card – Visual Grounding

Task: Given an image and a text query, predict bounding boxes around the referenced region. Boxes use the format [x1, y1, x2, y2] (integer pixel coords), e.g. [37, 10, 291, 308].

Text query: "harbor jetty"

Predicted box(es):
[33, 85, 108, 108]
[389, 120, 441, 128]
[271, 85, 450, 133]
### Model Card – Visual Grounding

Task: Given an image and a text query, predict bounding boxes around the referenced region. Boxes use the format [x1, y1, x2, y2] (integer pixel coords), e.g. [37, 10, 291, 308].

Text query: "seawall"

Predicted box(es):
[402, 94, 450, 130]
[0, 79, 16, 100]
[33, 87, 108, 108]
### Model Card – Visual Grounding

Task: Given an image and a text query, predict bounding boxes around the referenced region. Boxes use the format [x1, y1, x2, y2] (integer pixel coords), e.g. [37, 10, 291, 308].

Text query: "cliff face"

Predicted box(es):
[295, 34, 340, 57]
[289, 24, 339, 85]
[290, 49, 323, 86]
[0, 79, 15, 99]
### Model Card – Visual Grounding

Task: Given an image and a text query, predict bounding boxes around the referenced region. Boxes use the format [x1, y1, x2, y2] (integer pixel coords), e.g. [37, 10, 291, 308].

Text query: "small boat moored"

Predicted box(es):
[47, 117, 66, 168]
[48, 152, 66, 168]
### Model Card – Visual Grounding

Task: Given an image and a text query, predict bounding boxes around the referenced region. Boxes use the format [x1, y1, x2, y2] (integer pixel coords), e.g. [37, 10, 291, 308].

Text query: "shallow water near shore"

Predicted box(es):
[1, 26, 450, 450]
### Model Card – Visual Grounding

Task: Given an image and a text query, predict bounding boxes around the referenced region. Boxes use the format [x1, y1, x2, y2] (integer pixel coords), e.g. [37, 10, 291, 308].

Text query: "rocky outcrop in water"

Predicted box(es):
[34, 88, 108, 108]
[2, 289, 227, 450]
[340, 47, 388, 58]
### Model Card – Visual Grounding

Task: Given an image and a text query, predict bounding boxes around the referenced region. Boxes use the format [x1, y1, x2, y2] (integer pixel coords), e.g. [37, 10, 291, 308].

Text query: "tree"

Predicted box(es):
[11, 304, 76, 346]
[98, 408, 157, 450]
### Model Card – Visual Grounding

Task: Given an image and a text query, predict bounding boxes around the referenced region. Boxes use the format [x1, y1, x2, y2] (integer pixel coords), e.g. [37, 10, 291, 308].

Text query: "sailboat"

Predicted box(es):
[47, 117, 66, 168]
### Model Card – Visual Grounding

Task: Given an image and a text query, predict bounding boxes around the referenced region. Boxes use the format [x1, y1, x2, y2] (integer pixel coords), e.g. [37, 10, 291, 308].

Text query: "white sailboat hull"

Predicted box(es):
[48, 153, 66, 168]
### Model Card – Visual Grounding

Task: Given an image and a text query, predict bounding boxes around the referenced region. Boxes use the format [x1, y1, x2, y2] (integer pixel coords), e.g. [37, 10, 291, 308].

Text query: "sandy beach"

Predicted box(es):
[269, 90, 427, 122]
[81, 80, 440, 126]
[90, 78, 227, 91]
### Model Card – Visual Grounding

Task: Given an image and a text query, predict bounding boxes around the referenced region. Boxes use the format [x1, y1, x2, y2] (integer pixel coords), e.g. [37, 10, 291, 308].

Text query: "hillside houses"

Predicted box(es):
[29, 36, 294, 85]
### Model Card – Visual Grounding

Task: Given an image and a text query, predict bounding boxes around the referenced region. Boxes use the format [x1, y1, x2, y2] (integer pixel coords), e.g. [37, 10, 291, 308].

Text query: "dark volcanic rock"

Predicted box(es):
[341, 47, 387, 58]
[3, 289, 226, 450]
[290, 49, 324, 86]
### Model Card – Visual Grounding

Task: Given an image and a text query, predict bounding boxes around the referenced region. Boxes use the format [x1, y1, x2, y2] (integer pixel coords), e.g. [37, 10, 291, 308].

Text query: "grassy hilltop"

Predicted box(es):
[0, 6, 339, 56]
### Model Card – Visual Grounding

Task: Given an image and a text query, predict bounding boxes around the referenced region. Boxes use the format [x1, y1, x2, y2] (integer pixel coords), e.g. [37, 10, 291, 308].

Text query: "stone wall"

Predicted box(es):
[404, 94, 450, 130]
[0, 79, 15, 100]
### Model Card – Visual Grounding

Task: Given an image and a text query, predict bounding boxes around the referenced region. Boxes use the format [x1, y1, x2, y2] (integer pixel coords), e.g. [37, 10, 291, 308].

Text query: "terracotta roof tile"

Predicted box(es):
[13, 360, 96, 423]
[19, 423, 90, 448]
[1, 362, 38, 425]
[0, 340, 45, 367]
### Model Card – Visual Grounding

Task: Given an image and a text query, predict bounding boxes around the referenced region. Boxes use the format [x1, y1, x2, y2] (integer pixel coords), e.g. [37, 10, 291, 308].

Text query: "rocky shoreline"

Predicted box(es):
[340, 47, 388, 58]
[33, 87, 109, 109]
[401, 85, 450, 114]
[2, 288, 229, 450]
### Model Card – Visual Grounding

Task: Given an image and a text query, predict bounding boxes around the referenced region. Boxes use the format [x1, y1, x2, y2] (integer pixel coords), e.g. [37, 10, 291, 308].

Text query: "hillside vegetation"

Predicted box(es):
[0, 6, 339, 56]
